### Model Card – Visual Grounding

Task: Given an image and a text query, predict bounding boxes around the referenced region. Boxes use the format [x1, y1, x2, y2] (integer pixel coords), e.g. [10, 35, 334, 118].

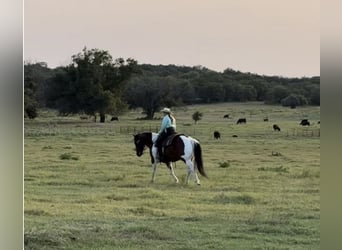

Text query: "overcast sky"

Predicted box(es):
[24, 0, 319, 77]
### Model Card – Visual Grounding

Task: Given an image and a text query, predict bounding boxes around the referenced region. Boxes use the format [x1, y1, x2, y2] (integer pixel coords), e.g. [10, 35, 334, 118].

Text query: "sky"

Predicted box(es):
[24, 0, 320, 78]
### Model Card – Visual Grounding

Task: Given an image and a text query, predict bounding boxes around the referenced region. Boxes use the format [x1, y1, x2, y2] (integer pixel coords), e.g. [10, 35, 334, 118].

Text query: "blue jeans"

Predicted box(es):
[155, 127, 176, 160]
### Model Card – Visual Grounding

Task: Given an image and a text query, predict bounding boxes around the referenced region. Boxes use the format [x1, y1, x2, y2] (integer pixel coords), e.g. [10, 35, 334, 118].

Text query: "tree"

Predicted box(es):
[172, 79, 196, 104]
[233, 84, 257, 102]
[24, 62, 55, 118]
[307, 85, 320, 105]
[46, 47, 138, 122]
[192, 111, 203, 124]
[196, 82, 225, 103]
[265, 85, 290, 104]
[124, 76, 172, 119]
[281, 94, 308, 108]
[24, 66, 39, 119]
[248, 80, 269, 101]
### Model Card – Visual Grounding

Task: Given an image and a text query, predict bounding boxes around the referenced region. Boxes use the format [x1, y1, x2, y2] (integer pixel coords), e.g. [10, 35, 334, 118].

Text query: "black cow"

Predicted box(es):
[264, 117, 269, 122]
[236, 118, 246, 124]
[213, 131, 221, 140]
[111, 116, 119, 121]
[273, 124, 281, 131]
[300, 119, 310, 126]
[223, 114, 230, 119]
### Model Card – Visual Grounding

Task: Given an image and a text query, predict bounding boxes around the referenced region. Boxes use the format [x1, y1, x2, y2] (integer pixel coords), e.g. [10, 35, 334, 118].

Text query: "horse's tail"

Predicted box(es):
[194, 141, 207, 178]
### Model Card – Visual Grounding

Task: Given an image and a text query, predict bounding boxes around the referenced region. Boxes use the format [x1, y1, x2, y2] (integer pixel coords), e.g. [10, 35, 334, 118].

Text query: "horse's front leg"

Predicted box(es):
[151, 146, 158, 183]
[151, 162, 157, 183]
[166, 162, 179, 183]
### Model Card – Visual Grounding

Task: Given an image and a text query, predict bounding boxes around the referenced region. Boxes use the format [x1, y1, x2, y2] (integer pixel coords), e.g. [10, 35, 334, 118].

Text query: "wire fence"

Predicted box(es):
[24, 124, 320, 138]
[286, 128, 320, 137]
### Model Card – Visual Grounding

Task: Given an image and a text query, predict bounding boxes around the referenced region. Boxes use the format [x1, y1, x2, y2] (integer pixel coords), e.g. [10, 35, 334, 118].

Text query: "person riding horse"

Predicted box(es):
[155, 107, 176, 161]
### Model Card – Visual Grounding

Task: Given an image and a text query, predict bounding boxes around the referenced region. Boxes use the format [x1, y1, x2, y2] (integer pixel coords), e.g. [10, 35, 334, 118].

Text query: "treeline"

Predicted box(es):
[24, 48, 320, 121]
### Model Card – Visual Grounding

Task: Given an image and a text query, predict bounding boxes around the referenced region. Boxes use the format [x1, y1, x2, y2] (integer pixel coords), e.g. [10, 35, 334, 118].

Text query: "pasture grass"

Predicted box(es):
[25, 102, 320, 249]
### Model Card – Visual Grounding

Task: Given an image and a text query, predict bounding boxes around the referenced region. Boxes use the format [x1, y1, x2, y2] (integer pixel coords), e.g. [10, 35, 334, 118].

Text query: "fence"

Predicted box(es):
[119, 126, 159, 134]
[24, 124, 320, 138]
[286, 128, 320, 137]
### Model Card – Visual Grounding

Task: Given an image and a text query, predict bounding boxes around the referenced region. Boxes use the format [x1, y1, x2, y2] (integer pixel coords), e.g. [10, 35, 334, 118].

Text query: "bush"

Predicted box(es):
[218, 161, 231, 168]
[59, 153, 79, 160]
[192, 111, 203, 124]
[25, 105, 38, 119]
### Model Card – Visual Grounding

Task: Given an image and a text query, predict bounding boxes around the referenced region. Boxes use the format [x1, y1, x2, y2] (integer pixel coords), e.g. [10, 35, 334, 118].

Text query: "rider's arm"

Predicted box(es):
[159, 116, 171, 133]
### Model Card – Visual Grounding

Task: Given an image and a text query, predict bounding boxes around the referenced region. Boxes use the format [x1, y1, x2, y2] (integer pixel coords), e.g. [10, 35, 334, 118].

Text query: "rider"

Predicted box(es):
[155, 107, 176, 161]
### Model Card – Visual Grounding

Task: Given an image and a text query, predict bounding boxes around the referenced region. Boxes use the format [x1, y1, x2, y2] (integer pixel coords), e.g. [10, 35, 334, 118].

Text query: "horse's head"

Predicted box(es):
[133, 133, 146, 157]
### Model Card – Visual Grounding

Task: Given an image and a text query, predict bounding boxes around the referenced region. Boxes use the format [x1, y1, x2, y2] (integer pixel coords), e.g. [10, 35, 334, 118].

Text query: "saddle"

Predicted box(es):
[157, 133, 184, 162]
[162, 133, 183, 148]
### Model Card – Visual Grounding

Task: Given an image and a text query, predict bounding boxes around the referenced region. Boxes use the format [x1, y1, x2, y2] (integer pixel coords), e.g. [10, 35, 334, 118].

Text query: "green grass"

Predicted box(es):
[24, 102, 320, 249]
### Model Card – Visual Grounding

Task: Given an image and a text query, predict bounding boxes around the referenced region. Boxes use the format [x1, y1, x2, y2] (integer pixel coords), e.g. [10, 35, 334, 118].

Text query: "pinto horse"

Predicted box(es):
[133, 132, 207, 185]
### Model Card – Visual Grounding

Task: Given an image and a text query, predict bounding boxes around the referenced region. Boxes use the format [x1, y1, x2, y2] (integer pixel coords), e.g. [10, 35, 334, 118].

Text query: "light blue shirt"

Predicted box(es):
[159, 115, 175, 134]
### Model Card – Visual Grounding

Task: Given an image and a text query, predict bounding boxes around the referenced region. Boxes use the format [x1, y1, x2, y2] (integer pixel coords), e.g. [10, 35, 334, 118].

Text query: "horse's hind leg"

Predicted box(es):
[151, 162, 157, 183]
[166, 162, 179, 183]
[185, 159, 200, 185]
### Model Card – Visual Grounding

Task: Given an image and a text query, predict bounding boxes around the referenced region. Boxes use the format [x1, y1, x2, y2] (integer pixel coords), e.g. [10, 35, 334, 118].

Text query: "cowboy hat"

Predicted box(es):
[160, 107, 171, 114]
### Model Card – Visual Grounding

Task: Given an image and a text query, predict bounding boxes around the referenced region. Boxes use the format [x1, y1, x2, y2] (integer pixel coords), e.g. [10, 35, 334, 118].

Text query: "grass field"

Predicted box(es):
[24, 102, 320, 249]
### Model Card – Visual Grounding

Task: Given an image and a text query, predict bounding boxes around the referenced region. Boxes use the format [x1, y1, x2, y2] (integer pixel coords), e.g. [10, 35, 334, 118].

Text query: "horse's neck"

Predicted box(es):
[143, 132, 155, 148]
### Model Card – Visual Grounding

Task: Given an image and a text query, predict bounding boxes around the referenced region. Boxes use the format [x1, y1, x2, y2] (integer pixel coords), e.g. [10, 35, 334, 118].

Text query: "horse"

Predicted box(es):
[133, 132, 207, 185]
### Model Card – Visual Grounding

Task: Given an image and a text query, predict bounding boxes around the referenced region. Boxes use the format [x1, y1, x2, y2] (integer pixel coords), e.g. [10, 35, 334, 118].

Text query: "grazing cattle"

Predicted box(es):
[273, 124, 281, 131]
[213, 131, 221, 140]
[264, 117, 269, 122]
[232, 135, 238, 137]
[111, 116, 119, 121]
[300, 119, 310, 126]
[223, 114, 230, 119]
[317, 121, 320, 124]
[236, 118, 246, 124]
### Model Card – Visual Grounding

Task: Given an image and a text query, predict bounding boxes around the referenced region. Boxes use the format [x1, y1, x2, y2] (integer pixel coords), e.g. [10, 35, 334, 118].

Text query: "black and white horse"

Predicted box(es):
[133, 132, 207, 185]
